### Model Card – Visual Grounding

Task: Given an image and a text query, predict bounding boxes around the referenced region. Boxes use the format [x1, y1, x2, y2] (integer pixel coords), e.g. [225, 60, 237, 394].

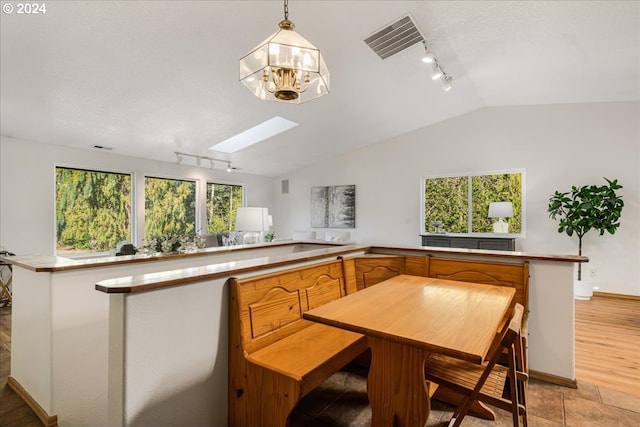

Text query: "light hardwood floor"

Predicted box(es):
[575, 295, 640, 396]
[1, 295, 639, 426]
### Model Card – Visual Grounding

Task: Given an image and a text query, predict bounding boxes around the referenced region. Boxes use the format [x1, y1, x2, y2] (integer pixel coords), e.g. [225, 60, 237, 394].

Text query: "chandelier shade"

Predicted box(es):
[239, 2, 329, 103]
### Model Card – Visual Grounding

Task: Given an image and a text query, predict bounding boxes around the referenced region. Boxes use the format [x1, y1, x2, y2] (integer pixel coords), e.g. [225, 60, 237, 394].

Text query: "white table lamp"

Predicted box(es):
[235, 207, 269, 244]
[488, 202, 513, 234]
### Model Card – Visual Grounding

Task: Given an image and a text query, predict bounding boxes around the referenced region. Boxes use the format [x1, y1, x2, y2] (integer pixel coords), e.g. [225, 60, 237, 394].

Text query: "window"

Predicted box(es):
[144, 177, 196, 238]
[423, 170, 524, 235]
[206, 182, 243, 233]
[56, 167, 132, 255]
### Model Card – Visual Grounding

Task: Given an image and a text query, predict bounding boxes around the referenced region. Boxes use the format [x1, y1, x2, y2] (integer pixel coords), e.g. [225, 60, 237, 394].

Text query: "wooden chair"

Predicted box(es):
[0, 262, 12, 307]
[426, 303, 528, 427]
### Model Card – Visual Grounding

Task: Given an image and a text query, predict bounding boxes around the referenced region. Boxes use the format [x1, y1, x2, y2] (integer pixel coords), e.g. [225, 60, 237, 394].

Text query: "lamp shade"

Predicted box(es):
[235, 207, 269, 232]
[488, 202, 514, 218]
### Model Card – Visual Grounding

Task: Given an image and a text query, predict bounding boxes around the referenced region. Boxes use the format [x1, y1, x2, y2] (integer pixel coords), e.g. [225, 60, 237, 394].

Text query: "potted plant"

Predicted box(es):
[548, 177, 624, 299]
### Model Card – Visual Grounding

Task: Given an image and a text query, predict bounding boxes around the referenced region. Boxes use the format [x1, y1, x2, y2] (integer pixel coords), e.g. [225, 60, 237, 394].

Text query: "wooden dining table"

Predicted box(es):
[303, 274, 516, 427]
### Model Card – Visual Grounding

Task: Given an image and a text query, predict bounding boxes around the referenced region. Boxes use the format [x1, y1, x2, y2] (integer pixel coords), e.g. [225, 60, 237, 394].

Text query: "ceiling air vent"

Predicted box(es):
[364, 14, 425, 60]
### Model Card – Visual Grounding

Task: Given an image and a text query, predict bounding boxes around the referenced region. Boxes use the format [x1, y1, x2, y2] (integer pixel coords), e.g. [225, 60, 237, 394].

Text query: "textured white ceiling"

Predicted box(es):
[1, 1, 638, 176]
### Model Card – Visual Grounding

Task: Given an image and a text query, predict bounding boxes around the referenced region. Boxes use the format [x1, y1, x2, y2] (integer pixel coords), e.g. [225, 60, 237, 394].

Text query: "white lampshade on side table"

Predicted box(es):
[235, 207, 269, 244]
[488, 202, 513, 234]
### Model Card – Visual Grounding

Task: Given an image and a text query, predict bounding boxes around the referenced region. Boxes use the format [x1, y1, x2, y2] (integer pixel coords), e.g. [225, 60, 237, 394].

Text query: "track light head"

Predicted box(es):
[431, 65, 443, 81]
[421, 41, 435, 63]
[422, 53, 435, 64]
[442, 75, 453, 91]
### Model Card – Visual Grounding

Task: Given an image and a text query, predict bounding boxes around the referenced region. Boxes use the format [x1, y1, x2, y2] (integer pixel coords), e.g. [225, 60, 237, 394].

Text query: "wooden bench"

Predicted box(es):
[228, 259, 369, 427]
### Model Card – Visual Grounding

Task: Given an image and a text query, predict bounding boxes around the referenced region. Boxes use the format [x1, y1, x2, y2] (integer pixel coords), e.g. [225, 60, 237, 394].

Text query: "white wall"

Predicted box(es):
[272, 102, 640, 296]
[2, 102, 638, 295]
[0, 136, 275, 255]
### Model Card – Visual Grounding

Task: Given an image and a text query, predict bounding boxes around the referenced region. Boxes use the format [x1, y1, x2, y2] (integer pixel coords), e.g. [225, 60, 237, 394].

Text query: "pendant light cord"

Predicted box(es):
[284, 0, 288, 20]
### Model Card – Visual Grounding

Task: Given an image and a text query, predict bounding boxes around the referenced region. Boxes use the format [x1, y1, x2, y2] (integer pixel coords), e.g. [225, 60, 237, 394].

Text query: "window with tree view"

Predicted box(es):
[206, 182, 243, 233]
[144, 177, 196, 239]
[56, 167, 132, 255]
[423, 171, 523, 235]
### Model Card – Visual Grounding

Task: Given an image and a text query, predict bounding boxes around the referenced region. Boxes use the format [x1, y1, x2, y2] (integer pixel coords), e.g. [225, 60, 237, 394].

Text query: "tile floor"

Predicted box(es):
[289, 364, 640, 427]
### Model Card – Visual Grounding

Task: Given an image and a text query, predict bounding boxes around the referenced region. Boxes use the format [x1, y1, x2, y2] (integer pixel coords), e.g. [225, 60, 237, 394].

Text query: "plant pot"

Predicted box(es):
[574, 279, 593, 300]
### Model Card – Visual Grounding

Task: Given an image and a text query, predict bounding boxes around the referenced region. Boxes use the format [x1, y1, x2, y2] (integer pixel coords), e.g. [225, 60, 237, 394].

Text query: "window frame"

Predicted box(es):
[421, 168, 526, 238]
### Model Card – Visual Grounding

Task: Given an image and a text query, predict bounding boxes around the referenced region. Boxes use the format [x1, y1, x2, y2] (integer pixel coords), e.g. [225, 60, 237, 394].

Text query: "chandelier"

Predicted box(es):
[239, 0, 330, 103]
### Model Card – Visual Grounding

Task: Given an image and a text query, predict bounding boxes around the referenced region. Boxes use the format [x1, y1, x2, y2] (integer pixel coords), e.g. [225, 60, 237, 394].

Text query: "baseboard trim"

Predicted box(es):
[529, 370, 577, 389]
[7, 376, 58, 427]
[593, 291, 640, 301]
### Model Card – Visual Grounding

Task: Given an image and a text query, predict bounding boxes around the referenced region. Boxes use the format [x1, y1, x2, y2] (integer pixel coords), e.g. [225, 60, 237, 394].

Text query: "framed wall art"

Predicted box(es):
[310, 185, 356, 228]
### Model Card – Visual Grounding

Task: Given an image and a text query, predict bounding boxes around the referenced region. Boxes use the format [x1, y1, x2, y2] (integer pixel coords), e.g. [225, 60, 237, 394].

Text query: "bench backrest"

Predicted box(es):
[229, 259, 347, 354]
[427, 257, 529, 312]
[344, 254, 430, 292]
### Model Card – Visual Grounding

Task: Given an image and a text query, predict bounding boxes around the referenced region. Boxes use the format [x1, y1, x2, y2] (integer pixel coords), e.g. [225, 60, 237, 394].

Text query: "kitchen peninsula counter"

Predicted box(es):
[2, 243, 585, 427]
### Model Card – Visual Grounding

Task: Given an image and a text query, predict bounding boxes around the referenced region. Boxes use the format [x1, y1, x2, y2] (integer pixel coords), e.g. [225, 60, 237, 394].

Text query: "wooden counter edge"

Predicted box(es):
[95, 246, 369, 294]
[0, 241, 357, 272]
[370, 245, 588, 263]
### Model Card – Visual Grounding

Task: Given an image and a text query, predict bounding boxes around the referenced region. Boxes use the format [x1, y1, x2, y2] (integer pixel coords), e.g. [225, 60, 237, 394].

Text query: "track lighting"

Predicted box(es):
[421, 40, 453, 91]
[174, 152, 236, 172]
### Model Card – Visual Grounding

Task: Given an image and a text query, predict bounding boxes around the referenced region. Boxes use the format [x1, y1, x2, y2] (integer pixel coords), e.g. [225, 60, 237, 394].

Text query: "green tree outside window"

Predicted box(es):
[144, 177, 196, 239]
[424, 171, 523, 234]
[206, 183, 243, 233]
[56, 167, 132, 254]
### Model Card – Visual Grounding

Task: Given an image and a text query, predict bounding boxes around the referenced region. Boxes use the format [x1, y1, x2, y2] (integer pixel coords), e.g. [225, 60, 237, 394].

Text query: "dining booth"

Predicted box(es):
[3, 242, 584, 427]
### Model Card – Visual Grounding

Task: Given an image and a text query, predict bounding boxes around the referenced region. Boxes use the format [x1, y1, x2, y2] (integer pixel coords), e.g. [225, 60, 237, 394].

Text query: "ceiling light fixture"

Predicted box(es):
[239, 0, 330, 104]
[430, 65, 443, 81]
[422, 40, 453, 91]
[174, 152, 236, 172]
[421, 42, 435, 63]
[442, 75, 453, 92]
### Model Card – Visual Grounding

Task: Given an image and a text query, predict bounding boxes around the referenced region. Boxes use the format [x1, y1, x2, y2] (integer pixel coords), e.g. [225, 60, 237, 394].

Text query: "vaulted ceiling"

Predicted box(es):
[1, 1, 638, 176]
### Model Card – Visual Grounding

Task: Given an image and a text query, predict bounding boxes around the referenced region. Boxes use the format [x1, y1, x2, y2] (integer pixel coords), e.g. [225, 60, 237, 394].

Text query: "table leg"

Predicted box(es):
[367, 336, 430, 427]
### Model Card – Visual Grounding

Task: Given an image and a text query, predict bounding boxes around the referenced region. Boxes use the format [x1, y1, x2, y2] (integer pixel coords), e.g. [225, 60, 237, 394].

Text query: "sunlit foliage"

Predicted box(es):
[56, 168, 132, 254]
[424, 172, 522, 234]
[206, 183, 243, 233]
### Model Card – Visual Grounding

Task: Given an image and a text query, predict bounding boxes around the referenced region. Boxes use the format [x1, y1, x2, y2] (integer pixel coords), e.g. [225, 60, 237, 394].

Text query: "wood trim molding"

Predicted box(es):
[7, 376, 58, 427]
[593, 291, 640, 301]
[529, 370, 577, 389]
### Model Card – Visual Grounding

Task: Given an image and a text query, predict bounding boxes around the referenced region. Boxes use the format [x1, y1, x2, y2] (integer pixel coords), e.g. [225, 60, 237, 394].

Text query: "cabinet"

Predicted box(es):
[421, 235, 515, 251]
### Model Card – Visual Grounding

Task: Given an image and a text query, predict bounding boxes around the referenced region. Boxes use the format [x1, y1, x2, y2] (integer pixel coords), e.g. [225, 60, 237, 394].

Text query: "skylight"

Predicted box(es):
[209, 116, 298, 153]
